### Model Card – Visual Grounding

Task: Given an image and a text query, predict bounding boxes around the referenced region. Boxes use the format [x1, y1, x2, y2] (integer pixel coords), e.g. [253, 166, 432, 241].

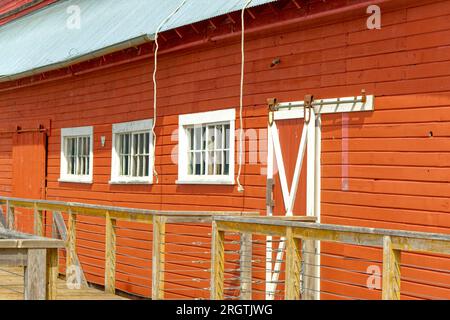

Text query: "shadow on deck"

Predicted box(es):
[0, 267, 126, 300]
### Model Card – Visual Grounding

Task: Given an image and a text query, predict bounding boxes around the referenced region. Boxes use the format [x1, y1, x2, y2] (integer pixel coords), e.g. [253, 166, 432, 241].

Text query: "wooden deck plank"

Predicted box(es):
[0, 267, 127, 300]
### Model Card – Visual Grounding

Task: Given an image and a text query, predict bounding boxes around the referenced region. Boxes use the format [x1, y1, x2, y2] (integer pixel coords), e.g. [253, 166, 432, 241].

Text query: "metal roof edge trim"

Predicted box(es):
[0, 33, 154, 83]
[0, 0, 46, 21]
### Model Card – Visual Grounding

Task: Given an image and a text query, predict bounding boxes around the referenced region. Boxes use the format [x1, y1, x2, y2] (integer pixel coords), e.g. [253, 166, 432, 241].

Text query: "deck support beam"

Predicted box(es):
[34, 204, 44, 237]
[66, 210, 80, 288]
[46, 248, 58, 300]
[24, 249, 47, 300]
[210, 221, 225, 300]
[7, 201, 15, 230]
[382, 236, 401, 300]
[302, 240, 317, 300]
[240, 232, 252, 300]
[152, 215, 166, 300]
[285, 227, 301, 300]
[105, 212, 116, 295]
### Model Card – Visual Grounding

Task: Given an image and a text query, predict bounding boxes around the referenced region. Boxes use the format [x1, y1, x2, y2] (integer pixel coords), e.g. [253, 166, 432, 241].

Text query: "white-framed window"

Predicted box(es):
[59, 126, 94, 184]
[110, 119, 154, 184]
[177, 109, 235, 185]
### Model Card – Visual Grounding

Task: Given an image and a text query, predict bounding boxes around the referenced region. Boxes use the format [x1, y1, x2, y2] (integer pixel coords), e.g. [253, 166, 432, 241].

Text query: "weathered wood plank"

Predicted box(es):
[6, 201, 14, 230]
[0, 248, 27, 267]
[0, 266, 126, 300]
[285, 227, 301, 300]
[240, 232, 252, 300]
[216, 220, 287, 237]
[46, 248, 58, 300]
[105, 212, 116, 295]
[382, 236, 401, 300]
[33, 205, 44, 237]
[152, 215, 166, 300]
[216, 217, 450, 255]
[210, 221, 225, 300]
[53, 212, 88, 287]
[0, 206, 6, 228]
[257, 216, 317, 222]
[0, 238, 64, 249]
[302, 240, 317, 300]
[0, 197, 257, 224]
[52, 212, 67, 239]
[66, 211, 79, 289]
[24, 249, 46, 300]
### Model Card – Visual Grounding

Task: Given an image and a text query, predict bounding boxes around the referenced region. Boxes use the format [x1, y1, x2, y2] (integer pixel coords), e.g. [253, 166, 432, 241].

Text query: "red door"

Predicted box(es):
[11, 131, 47, 233]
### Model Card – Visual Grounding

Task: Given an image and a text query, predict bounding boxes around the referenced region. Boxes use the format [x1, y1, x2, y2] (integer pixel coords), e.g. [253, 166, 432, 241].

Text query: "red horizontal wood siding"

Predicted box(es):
[0, 0, 449, 299]
[0, 0, 57, 25]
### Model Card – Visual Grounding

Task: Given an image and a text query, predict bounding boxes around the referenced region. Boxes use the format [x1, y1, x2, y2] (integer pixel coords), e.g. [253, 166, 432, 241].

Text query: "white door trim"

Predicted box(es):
[265, 94, 374, 300]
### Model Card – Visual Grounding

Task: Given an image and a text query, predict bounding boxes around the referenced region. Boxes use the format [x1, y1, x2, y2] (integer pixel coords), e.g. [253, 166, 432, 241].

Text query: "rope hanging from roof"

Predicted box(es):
[152, 0, 251, 189]
[152, 0, 188, 183]
[237, 0, 253, 193]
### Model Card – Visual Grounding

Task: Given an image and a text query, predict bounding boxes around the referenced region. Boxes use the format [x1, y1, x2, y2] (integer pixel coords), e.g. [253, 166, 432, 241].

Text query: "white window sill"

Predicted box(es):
[176, 178, 235, 185]
[109, 179, 153, 185]
[58, 177, 93, 184]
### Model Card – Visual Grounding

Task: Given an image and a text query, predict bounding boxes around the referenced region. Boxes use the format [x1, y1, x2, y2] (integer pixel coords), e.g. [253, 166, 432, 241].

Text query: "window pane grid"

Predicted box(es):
[65, 136, 90, 176]
[186, 123, 230, 177]
[117, 131, 150, 178]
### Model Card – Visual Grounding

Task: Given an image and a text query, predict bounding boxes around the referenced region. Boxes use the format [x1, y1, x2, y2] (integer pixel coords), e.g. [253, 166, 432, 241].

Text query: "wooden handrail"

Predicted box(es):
[211, 217, 450, 300]
[0, 196, 257, 223]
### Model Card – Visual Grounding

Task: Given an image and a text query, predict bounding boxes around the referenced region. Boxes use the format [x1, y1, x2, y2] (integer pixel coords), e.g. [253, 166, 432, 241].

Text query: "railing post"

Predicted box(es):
[24, 249, 47, 300]
[6, 200, 15, 230]
[302, 239, 318, 300]
[66, 210, 77, 277]
[0, 205, 6, 228]
[285, 227, 301, 300]
[210, 221, 225, 300]
[34, 204, 44, 237]
[240, 232, 252, 300]
[152, 215, 166, 300]
[382, 236, 401, 300]
[105, 211, 116, 294]
[46, 248, 59, 300]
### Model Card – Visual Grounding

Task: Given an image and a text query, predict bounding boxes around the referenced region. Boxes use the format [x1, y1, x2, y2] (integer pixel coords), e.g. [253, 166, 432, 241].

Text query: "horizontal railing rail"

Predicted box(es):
[211, 217, 450, 300]
[0, 197, 256, 223]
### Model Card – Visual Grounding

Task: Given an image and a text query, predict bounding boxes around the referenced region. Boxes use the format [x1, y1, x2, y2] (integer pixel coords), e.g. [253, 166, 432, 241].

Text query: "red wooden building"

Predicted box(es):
[0, 0, 449, 299]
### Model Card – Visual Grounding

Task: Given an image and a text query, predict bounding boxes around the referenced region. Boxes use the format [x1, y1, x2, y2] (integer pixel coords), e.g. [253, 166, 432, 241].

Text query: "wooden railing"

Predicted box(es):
[2, 196, 449, 300]
[0, 196, 257, 299]
[0, 228, 64, 300]
[211, 217, 450, 300]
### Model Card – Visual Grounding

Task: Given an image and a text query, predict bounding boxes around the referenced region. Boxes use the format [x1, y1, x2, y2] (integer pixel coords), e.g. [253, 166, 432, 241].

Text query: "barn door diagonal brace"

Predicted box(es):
[265, 91, 374, 300]
[265, 100, 314, 299]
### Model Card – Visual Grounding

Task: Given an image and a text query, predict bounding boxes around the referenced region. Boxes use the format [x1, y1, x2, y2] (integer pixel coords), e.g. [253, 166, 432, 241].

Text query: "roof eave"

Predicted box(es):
[0, 33, 154, 83]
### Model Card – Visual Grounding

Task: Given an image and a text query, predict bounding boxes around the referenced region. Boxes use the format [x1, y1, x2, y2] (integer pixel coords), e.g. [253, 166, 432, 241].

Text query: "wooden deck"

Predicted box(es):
[0, 267, 126, 300]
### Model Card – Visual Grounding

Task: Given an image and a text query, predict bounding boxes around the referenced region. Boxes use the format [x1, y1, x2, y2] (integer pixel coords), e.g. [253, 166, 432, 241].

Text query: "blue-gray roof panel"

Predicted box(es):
[0, 0, 275, 80]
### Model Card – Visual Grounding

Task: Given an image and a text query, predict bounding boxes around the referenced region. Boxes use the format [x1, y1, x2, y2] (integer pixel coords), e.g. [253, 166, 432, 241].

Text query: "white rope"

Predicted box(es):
[152, 0, 188, 183]
[237, 0, 253, 193]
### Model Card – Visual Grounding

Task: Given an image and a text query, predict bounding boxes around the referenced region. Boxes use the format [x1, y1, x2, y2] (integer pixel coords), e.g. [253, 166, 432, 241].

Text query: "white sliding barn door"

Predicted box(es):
[265, 94, 374, 300]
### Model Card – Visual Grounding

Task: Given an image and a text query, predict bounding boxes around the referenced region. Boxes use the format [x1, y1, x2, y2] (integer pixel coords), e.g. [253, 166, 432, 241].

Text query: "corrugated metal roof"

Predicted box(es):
[0, 0, 275, 81]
